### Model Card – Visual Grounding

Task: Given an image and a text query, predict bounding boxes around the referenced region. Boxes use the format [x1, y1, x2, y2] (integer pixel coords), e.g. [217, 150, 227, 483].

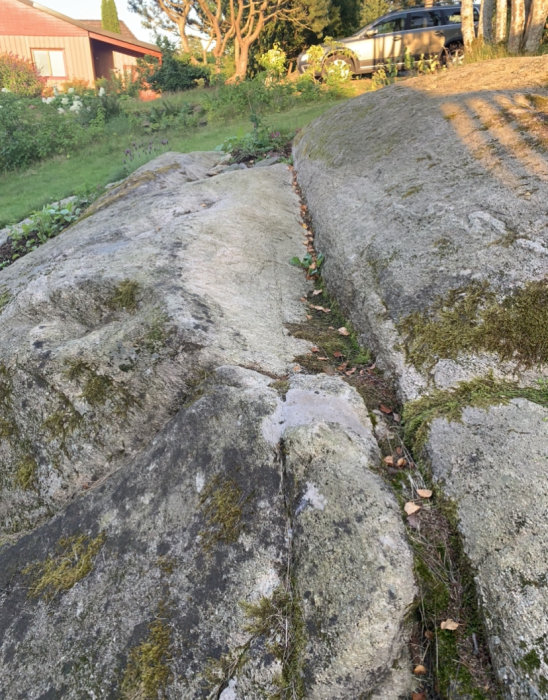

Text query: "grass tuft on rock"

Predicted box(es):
[14, 455, 38, 490]
[399, 279, 548, 370]
[403, 374, 548, 453]
[23, 531, 106, 602]
[0, 288, 11, 313]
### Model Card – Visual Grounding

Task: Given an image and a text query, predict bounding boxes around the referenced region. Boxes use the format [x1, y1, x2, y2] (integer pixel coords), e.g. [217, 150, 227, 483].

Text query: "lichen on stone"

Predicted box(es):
[23, 531, 106, 602]
[0, 288, 11, 313]
[14, 455, 38, 491]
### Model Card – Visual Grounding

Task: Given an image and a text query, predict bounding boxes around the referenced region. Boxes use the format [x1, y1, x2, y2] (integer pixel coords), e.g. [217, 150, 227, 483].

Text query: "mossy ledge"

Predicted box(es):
[403, 374, 548, 453]
[0, 287, 11, 313]
[107, 279, 140, 313]
[23, 531, 106, 602]
[198, 473, 251, 552]
[398, 279, 548, 370]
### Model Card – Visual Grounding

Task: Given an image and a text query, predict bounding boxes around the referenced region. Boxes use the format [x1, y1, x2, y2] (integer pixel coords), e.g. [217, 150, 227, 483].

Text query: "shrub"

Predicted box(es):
[257, 43, 287, 79]
[0, 53, 44, 97]
[0, 92, 86, 171]
[220, 117, 294, 163]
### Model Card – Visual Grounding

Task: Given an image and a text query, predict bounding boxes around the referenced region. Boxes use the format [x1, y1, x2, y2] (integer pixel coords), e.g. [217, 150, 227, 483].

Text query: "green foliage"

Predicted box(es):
[0, 53, 44, 97]
[0, 288, 11, 312]
[403, 374, 548, 453]
[290, 251, 324, 277]
[23, 532, 106, 601]
[121, 609, 173, 699]
[221, 117, 294, 163]
[1, 197, 88, 270]
[360, 0, 391, 26]
[371, 60, 398, 87]
[101, 0, 121, 34]
[137, 41, 210, 93]
[258, 43, 287, 78]
[399, 279, 548, 370]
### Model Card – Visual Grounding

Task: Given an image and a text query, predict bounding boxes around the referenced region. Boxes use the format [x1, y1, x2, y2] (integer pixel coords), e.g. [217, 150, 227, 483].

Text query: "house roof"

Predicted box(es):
[14, 0, 161, 55]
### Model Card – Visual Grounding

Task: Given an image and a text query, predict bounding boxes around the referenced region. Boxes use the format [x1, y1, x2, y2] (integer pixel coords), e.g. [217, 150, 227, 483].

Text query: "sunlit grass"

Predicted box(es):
[0, 92, 357, 227]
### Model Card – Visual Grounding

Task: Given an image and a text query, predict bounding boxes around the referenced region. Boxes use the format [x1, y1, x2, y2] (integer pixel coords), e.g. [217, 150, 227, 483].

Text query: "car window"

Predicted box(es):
[408, 12, 430, 29]
[444, 9, 462, 23]
[374, 16, 404, 34]
[428, 10, 443, 26]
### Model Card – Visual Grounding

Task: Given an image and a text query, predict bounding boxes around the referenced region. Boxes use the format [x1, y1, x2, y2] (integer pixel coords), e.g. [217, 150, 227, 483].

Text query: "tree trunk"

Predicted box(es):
[461, 0, 476, 48]
[226, 40, 249, 82]
[495, 0, 509, 41]
[522, 0, 548, 51]
[508, 0, 526, 51]
[479, 0, 496, 41]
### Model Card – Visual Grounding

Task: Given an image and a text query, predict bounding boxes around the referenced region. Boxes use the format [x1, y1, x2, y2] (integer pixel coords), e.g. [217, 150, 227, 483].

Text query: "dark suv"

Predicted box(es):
[297, 5, 479, 76]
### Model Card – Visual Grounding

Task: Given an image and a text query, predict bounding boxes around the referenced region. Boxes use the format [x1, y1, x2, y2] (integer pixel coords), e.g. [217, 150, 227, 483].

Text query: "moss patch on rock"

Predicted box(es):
[23, 531, 106, 602]
[108, 279, 140, 313]
[65, 359, 136, 416]
[0, 288, 10, 313]
[199, 474, 250, 552]
[121, 610, 173, 700]
[398, 279, 548, 370]
[403, 374, 548, 453]
[14, 456, 38, 491]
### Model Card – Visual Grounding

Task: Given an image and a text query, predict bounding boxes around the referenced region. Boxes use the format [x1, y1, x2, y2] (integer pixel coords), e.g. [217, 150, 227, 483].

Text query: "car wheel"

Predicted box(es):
[322, 54, 354, 80]
[444, 43, 464, 66]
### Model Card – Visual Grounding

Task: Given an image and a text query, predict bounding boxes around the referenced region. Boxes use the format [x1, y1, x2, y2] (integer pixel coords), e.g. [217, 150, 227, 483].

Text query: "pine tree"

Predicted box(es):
[102, 0, 121, 34]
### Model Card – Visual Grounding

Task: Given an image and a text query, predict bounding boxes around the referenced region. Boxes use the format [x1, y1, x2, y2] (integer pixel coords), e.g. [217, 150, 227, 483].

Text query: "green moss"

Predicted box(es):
[23, 532, 106, 602]
[0, 362, 12, 408]
[142, 313, 171, 353]
[65, 359, 136, 416]
[199, 474, 249, 551]
[269, 379, 290, 398]
[108, 279, 140, 313]
[0, 417, 17, 439]
[519, 649, 541, 673]
[398, 279, 548, 370]
[242, 581, 306, 699]
[0, 288, 11, 313]
[403, 374, 548, 453]
[402, 184, 423, 198]
[42, 397, 83, 448]
[121, 612, 173, 699]
[14, 455, 38, 490]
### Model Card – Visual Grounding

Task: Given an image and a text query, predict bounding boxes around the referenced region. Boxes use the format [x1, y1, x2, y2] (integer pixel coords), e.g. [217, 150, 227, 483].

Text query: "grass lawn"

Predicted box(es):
[0, 86, 367, 228]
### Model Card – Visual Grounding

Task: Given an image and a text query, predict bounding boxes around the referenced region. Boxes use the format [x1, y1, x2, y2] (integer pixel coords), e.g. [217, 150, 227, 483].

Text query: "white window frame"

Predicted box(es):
[31, 49, 67, 77]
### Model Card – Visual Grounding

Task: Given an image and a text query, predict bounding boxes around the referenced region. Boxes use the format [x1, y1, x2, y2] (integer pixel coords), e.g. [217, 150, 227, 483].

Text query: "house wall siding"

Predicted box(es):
[0, 34, 95, 84]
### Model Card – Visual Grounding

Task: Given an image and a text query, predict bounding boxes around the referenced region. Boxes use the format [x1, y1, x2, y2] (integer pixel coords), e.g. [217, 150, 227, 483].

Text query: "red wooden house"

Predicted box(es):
[0, 0, 161, 88]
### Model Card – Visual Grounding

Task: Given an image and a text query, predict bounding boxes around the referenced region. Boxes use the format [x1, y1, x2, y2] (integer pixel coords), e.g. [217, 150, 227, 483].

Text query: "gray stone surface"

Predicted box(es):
[427, 399, 548, 699]
[294, 57, 548, 698]
[0, 153, 415, 697]
[0, 152, 310, 537]
[293, 57, 548, 400]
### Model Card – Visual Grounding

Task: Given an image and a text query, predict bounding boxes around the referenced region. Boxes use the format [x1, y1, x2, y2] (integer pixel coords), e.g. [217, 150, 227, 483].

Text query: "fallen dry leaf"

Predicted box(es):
[306, 314, 312, 320]
[425, 630, 434, 640]
[317, 356, 328, 361]
[396, 447, 403, 456]
[333, 351, 344, 358]
[308, 262, 317, 271]
[396, 457, 407, 468]
[407, 513, 421, 529]
[392, 412, 401, 423]
[338, 326, 350, 336]
[412, 693, 427, 700]
[293, 364, 302, 373]
[413, 664, 427, 675]
[312, 289, 322, 296]
[440, 619, 460, 631]
[345, 367, 356, 376]
[337, 362, 348, 371]
[417, 488, 433, 499]
[383, 456, 394, 466]
[404, 502, 421, 516]
[379, 404, 392, 414]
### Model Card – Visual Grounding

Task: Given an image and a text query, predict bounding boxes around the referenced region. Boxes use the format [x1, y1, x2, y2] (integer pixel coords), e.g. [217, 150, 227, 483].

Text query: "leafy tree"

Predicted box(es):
[101, 0, 121, 34]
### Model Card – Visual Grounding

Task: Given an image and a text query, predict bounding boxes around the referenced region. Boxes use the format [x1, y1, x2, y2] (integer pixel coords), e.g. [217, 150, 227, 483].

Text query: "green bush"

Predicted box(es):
[203, 75, 297, 121]
[0, 92, 87, 171]
[138, 50, 210, 93]
[0, 53, 44, 97]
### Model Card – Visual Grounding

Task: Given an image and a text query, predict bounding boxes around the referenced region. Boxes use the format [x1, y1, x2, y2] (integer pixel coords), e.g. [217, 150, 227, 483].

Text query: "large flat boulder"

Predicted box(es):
[0, 154, 415, 697]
